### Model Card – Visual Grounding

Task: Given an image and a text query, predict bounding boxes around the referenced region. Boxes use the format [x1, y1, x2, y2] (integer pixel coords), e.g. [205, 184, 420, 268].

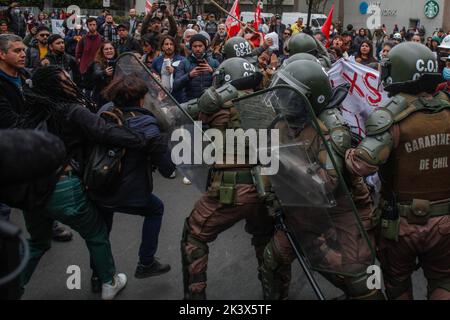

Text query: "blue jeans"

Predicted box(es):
[0, 203, 11, 221]
[98, 194, 164, 266]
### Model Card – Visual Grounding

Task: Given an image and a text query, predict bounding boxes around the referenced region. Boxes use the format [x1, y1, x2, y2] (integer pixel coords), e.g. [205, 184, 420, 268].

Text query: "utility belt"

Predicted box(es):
[206, 167, 255, 205]
[379, 198, 450, 241]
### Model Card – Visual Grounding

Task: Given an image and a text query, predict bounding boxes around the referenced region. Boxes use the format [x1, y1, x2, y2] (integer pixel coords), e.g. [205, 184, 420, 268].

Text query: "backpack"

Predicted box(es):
[83, 107, 135, 194]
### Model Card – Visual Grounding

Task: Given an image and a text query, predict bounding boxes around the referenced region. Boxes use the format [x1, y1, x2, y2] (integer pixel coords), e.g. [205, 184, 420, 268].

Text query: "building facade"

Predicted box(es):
[340, 0, 450, 36]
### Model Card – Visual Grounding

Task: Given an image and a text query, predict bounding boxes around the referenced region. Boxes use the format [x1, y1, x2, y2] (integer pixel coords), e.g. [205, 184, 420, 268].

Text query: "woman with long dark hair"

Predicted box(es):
[19, 65, 148, 300]
[355, 40, 378, 68]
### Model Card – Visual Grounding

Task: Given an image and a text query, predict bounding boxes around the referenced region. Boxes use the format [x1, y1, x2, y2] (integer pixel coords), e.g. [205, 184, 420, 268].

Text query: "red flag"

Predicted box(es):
[253, 1, 262, 31]
[226, 0, 241, 37]
[321, 4, 335, 48]
[145, 0, 153, 14]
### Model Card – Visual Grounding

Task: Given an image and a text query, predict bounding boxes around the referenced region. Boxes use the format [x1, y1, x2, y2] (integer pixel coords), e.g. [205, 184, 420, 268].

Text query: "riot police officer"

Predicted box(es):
[346, 42, 450, 300]
[259, 59, 383, 300]
[180, 57, 277, 300]
[287, 33, 332, 69]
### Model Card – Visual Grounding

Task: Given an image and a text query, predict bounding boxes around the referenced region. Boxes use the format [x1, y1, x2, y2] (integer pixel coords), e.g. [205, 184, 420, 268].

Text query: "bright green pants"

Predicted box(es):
[21, 174, 115, 287]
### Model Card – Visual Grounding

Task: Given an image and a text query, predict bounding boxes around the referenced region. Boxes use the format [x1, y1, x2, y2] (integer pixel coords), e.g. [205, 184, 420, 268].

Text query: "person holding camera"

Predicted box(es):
[141, 2, 177, 41]
[173, 33, 219, 103]
[99, 13, 118, 44]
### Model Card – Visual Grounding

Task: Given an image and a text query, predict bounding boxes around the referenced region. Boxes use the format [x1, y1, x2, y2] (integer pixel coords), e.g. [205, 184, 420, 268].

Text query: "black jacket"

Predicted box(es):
[44, 52, 81, 85]
[87, 61, 112, 107]
[91, 107, 175, 208]
[117, 36, 143, 55]
[6, 7, 26, 38]
[0, 69, 28, 129]
[25, 39, 44, 72]
[24, 103, 146, 177]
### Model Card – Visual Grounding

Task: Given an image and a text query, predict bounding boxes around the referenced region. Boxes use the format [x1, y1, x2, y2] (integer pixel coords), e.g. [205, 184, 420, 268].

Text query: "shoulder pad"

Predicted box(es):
[319, 108, 351, 157]
[365, 95, 408, 136]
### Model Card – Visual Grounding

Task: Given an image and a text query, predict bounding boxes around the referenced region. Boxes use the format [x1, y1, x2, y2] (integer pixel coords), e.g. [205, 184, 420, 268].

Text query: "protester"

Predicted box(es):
[99, 13, 118, 44]
[290, 17, 303, 35]
[152, 35, 184, 101]
[42, 34, 80, 84]
[65, 24, 87, 56]
[204, 13, 218, 40]
[117, 23, 143, 55]
[210, 23, 227, 62]
[173, 33, 219, 102]
[127, 8, 140, 36]
[180, 28, 197, 57]
[76, 17, 102, 75]
[87, 41, 118, 107]
[141, 34, 160, 69]
[19, 65, 151, 300]
[25, 25, 50, 72]
[6, 2, 26, 38]
[93, 75, 176, 280]
[354, 40, 378, 68]
[0, 20, 10, 35]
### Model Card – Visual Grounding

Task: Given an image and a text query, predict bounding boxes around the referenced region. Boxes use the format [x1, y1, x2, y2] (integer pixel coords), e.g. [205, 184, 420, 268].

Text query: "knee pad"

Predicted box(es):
[428, 277, 450, 298]
[260, 239, 292, 300]
[344, 275, 385, 300]
[384, 275, 412, 300]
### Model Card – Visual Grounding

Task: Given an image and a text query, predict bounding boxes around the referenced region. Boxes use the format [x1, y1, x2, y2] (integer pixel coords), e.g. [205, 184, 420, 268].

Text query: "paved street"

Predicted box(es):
[12, 173, 427, 300]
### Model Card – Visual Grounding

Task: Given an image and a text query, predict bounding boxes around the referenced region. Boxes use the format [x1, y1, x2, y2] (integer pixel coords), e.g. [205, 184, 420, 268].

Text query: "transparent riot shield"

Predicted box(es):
[114, 53, 212, 191]
[233, 82, 375, 278]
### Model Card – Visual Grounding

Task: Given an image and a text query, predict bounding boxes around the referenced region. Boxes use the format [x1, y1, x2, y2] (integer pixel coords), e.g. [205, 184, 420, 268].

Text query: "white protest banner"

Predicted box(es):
[328, 58, 390, 137]
[51, 19, 65, 37]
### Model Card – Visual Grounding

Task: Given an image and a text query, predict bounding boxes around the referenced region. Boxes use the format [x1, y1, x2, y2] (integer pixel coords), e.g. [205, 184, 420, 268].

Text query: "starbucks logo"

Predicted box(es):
[424, 0, 439, 19]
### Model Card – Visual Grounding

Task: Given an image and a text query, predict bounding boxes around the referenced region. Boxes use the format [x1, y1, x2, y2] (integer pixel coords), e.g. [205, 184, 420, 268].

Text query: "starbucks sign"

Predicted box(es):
[424, 0, 439, 19]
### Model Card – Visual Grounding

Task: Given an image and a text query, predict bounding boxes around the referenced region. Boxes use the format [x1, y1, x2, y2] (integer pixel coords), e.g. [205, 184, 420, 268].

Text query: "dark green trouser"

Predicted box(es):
[21, 174, 115, 287]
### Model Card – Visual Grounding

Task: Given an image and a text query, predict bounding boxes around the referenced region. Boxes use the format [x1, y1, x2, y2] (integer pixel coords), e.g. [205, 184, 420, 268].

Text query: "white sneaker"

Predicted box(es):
[101, 273, 127, 300]
[182, 177, 192, 185]
[169, 171, 177, 179]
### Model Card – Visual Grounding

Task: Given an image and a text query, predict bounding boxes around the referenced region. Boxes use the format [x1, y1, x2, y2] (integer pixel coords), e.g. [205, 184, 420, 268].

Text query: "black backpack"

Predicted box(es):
[83, 107, 135, 194]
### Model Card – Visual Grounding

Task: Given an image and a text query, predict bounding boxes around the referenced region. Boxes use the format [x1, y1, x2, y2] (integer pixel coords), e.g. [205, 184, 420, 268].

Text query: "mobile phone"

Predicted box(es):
[107, 60, 116, 68]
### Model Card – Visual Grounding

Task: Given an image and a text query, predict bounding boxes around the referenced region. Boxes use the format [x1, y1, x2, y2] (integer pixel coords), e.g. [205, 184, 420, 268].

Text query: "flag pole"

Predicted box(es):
[209, 0, 257, 33]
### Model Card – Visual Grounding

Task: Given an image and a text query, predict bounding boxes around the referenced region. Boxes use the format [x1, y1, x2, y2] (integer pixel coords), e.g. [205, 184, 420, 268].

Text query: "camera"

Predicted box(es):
[158, 1, 167, 12]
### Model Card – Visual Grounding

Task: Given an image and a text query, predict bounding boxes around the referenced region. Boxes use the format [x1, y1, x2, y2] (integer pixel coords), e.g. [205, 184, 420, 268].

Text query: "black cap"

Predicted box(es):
[189, 33, 208, 47]
[47, 34, 63, 45]
[117, 23, 130, 31]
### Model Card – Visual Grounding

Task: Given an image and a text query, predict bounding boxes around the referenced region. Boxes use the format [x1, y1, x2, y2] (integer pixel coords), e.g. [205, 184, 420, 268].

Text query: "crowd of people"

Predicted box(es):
[1, 1, 450, 301]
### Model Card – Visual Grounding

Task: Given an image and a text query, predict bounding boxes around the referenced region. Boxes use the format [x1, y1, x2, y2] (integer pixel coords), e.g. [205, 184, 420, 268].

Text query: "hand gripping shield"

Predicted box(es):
[114, 53, 213, 190]
[233, 72, 375, 278]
